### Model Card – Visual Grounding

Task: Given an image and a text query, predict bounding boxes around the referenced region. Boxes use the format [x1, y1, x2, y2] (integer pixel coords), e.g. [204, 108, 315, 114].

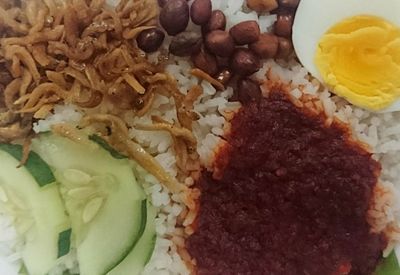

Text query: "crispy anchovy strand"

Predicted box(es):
[0, 0, 160, 142]
[79, 114, 186, 193]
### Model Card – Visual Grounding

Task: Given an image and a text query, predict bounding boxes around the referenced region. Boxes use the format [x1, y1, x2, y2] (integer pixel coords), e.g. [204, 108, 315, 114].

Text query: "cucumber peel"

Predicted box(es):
[104, 199, 148, 274]
[58, 228, 73, 258]
[32, 134, 147, 275]
[0, 145, 70, 275]
[3, 135, 157, 275]
[108, 201, 157, 275]
[89, 135, 127, 159]
[375, 251, 400, 275]
[0, 143, 55, 187]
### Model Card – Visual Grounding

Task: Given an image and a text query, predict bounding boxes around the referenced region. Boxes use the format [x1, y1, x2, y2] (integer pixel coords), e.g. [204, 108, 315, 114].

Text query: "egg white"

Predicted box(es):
[293, 0, 400, 80]
[380, 99, 400, 113]
[292, 0, 400, 112]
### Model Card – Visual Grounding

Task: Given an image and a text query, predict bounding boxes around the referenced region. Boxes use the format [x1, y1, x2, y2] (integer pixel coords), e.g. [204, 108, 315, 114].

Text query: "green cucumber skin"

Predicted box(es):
[0, 142, 71, 260]
[0, 143, 56, 187]
[107, 202, 157, 275]
[144, 234, 157, 266]
[375, 252, 400, 275]
[0, 146, 70, 275]
[77, 199, 145, 275]
[58, 228, 73, 258]
[6, 135, 155, 275]
[32, 134, 146, 275]
[103, 199, 148, 274]
[88, 135, 127, 159]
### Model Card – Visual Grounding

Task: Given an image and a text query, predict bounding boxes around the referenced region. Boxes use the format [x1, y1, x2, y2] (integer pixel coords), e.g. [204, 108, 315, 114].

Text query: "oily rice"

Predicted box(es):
[1, 0, 400, 274]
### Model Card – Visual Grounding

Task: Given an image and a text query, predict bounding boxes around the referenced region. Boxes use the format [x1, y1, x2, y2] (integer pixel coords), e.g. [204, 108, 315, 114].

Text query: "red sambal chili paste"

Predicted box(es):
[186, 92, 386, 275]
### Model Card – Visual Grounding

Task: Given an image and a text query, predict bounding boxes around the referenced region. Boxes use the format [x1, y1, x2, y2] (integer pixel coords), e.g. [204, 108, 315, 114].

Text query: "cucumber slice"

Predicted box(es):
[88, 135, 127, 159]
[32, 134, 146, 275]
[375, 251, 400, 275]
[108, 201, 157, 275]
[0, 143, 55, 187]
[0, 145, 70, 275]
[58, 228, 73, 258]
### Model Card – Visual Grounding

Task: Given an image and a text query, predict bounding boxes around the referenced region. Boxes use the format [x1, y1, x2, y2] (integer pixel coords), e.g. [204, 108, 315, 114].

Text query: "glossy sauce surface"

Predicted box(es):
[187, 92, 386, 275]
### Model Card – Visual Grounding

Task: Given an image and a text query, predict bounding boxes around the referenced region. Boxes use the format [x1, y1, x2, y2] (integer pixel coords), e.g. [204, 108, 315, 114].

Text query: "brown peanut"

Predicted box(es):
[274, 12, 294, 38]
[136, 28, 165, 53]
[229, 21, 261, 45]
[203, 10, 226, 33]
[236, 78, 262, 104]
[205, 30, 235, 57]
[169, 31, 202, 56]
[246, 0, 278, 12]
[191, 0, 212, 25]
[160, 0, 189, 35]
[249, 33, 279, 59]
[230, 49, 260, 76]
[192, 50, 218, 76]
[276, 37, 294, 59]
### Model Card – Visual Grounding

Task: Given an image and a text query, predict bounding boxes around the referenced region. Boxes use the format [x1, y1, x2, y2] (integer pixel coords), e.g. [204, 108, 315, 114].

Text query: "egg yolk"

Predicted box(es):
[315, 15, 400, 111]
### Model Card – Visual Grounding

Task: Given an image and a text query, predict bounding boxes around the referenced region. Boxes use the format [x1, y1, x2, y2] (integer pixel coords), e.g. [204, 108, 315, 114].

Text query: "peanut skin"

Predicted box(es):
[246, 0, 278, 12]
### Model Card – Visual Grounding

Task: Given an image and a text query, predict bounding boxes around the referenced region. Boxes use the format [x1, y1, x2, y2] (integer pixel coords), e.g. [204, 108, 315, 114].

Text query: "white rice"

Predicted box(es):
[1, 0, 400, 274]
[33, 105, 84, 133]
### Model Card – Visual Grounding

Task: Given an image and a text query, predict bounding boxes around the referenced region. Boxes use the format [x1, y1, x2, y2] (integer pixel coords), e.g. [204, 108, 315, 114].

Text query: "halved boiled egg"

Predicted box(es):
[292, 0, 400, 112]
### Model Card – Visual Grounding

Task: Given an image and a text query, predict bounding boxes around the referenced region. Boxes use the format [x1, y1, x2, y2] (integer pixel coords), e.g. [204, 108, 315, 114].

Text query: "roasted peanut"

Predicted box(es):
[216, 56, 230, 69]
[236, 78, 262, 104]
[216, 69, 233, 86]
[205, 30, 235, 57]
[190, 0, 212, 25]
[160, 0, 189, 35]
[276, 37, 294, 59]
[278, 0, 300, 8]
[246, 0, 278, 12]
[136, 28, 165, 53]
[229, 20, 260, 45]
[169, 31, 202, 56]
[192, 50, 218, 76]
[158, 0, 169, 7]
[249, 33, 279, 59]
[274, 12, 294, 38]
[230, 49, 260, 76]
[203, 10, 226, 33]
